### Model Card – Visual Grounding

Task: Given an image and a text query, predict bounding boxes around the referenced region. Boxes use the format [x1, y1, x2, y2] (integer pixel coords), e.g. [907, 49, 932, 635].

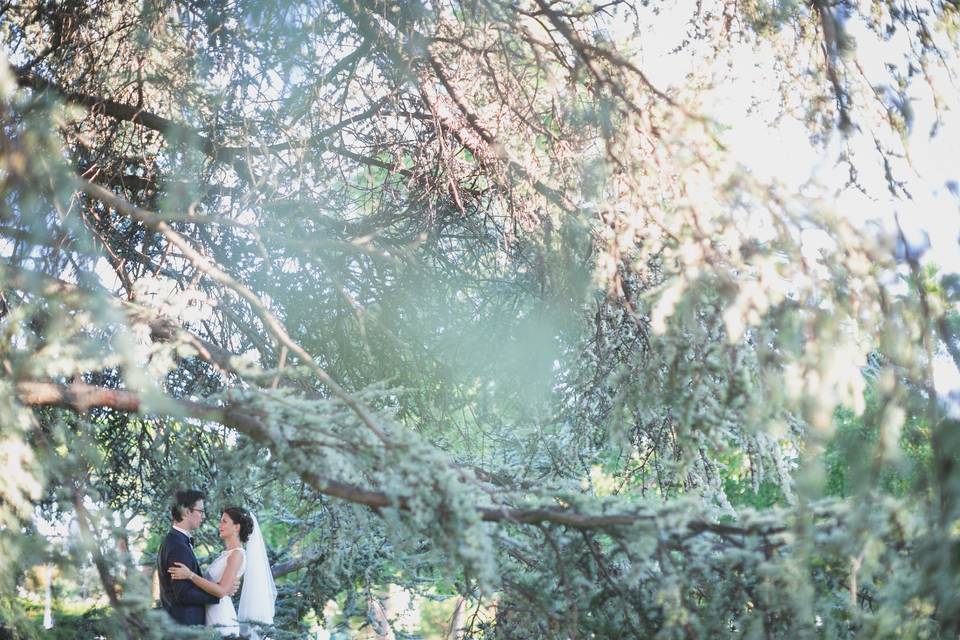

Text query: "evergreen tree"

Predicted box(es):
[1, 1, 959, 637]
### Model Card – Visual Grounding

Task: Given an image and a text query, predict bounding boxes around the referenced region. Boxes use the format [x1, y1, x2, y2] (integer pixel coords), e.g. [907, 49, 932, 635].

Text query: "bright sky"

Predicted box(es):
[619, 4, 960, 400]
[619, 5, 959, 271]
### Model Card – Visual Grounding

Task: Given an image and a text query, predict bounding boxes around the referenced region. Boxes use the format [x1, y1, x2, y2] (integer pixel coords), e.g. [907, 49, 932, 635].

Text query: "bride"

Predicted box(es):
[169, 506, 276, 637]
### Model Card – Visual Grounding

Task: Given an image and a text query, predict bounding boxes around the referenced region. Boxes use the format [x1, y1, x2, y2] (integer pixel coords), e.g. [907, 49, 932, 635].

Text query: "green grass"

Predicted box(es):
[17, 599, 111, 640]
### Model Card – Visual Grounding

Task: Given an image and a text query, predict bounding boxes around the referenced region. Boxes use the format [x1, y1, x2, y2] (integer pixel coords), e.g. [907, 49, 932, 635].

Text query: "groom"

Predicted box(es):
[157, 489, 237, 625]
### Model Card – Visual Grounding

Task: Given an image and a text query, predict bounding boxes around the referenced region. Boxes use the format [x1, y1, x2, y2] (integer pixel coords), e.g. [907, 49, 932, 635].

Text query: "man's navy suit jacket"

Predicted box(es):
[157, 528, 219, 625]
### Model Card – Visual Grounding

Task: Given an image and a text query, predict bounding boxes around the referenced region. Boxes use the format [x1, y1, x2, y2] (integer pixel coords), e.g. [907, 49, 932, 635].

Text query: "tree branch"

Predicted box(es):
[13, 380, 795, 538]
[14, 68, 408, 183]
[76, 178, 391, 442]
[1, 264, 241, 376]
[15, 381, 142, 413]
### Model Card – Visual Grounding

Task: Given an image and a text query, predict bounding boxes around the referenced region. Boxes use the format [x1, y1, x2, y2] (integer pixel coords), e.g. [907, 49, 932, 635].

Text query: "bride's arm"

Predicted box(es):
[169, 552, 243, 599]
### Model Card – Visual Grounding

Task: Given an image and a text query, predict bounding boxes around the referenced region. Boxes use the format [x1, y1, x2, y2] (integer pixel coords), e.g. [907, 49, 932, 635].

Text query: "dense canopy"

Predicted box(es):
[1, 1, 960, 638]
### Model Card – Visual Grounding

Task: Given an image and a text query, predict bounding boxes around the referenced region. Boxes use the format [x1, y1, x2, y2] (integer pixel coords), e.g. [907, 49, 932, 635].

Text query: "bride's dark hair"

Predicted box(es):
[223, 507, 255, 543]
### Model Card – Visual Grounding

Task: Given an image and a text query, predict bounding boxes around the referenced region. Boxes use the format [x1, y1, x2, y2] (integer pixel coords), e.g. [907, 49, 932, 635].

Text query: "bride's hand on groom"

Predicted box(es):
[167, 562, 241, 596]
[168, 562, 194, 581]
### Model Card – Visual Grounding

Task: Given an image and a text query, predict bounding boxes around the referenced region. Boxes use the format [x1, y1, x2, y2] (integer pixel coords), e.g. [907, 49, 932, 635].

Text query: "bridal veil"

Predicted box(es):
[237, 513, 277, 635]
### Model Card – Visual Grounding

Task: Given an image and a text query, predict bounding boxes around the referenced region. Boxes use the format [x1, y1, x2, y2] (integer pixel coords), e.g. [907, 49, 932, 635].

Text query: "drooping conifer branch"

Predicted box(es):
[15, 379, 808, 540]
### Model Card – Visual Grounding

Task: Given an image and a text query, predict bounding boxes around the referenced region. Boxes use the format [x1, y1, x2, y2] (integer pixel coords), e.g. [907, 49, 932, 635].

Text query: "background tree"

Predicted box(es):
[1, 1, 959, 638]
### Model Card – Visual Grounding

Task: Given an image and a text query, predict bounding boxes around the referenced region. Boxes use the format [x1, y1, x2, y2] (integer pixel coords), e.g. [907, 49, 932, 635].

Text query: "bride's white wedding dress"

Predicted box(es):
[203, 513, 276, 638]
[205, 547, 246, 636]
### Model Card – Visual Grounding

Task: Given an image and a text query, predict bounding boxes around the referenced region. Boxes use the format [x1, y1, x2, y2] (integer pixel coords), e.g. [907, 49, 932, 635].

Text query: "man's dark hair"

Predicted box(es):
[171, 489, 205, 522]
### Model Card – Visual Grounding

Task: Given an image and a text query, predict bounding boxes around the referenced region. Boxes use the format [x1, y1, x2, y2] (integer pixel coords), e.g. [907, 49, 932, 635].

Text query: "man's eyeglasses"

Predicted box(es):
[190, 508, 206, 516]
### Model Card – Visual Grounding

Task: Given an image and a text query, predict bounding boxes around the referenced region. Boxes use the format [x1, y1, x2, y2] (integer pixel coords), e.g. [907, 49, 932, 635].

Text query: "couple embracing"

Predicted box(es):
[158, 489, 276, 637]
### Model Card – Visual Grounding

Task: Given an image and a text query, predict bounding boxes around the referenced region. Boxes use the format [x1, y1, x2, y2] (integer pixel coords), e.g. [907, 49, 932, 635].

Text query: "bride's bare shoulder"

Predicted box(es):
[225, 547, 245, 561]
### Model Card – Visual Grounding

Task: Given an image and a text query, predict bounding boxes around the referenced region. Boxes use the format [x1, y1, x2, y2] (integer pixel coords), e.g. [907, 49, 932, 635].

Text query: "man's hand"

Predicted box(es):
[227, 575, 241, 597]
